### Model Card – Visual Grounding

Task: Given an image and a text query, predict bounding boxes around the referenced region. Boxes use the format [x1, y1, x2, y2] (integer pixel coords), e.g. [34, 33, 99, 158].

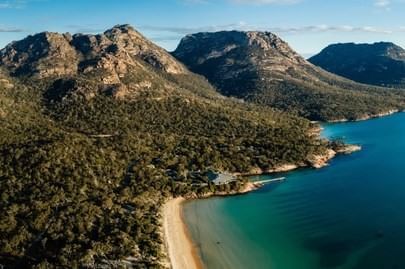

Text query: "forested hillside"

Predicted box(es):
[0, 26, 329, 268]
[173, 31, 405, 121]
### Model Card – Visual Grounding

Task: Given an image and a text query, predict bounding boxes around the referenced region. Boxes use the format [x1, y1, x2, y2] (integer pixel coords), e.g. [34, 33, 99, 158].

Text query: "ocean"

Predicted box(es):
[183, 112, 405, 269]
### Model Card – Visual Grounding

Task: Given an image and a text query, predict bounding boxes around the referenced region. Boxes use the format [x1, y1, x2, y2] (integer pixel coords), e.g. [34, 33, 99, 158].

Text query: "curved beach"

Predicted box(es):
[163, 198, 202, 269]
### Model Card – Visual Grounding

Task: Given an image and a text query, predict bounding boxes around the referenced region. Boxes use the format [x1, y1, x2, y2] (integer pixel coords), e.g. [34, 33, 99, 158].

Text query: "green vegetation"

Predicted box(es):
[249, 74, 405, 121]
[173, 31, 405, 121]
[0, 68, 328, 268]
[2, 26, 395, 268]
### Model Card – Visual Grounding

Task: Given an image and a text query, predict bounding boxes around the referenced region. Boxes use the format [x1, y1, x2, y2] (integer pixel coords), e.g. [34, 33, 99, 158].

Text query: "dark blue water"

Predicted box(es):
[183, 113, 405, 269]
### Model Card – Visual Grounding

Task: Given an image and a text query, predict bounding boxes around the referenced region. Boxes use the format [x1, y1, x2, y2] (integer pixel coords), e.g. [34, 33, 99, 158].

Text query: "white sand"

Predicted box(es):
[163, 197, 202, 269]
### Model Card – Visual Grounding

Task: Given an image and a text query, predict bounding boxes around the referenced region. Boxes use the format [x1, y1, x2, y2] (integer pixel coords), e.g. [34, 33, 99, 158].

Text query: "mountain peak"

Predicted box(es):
[173, 30, 404, 121]
[0, 31, 78, 77]
[103, 24, 142, 39]
[108, 24, 135, 31]
[320, 41, 405, 59]
[309, 42, 405, 86]
[0, 24, 187, 79]
[173, 30, 306, 80]
[178, 30, 288, 53]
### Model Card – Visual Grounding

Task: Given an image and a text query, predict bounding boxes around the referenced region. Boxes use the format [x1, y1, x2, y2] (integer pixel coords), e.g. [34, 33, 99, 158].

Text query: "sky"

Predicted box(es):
[1, 0, 405, 57]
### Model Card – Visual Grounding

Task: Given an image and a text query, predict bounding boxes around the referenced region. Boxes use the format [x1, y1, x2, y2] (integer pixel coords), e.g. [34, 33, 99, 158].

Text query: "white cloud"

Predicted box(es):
[0, 0, 25, 8]
[180, 0, 209, 4]
[140, 22, 249, 35]
[231, 0, 301, 4]
[181, 0, 301, 4]
[0, 0, 46, 9]
[270, 25, 393, 34]
[66, 24, 105, 34]
[374, 0, 396, 10]
[141, 23, 395, 42]
[374, 0, 390, 7]
[0, 26, 24, 32]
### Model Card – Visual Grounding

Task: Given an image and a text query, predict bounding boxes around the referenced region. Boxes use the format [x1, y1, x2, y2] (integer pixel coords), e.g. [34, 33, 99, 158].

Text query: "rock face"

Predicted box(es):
[173, 31, 405, 121]
[102, 25, 187, 74]
[0, 25, 200, 101]
[0, 24, 188, 79]
[0, 32, 78, 77]
[309, 42, 405, 87]
[0, 71, 13, 89]
[174, 31, 307, 67]
[173, 31, 310, 97]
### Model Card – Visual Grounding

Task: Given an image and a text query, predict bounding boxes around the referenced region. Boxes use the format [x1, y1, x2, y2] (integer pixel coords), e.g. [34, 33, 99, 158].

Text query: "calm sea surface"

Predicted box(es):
[183, 113, 405, 269]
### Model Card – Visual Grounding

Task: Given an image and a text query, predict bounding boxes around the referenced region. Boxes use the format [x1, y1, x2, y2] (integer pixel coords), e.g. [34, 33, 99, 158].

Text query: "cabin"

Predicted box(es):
[206, 170, 237, 186]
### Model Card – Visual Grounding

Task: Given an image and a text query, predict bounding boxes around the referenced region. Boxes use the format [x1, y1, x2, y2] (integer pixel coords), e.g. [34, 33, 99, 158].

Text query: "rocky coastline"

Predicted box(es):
[329, 109, 400, 123]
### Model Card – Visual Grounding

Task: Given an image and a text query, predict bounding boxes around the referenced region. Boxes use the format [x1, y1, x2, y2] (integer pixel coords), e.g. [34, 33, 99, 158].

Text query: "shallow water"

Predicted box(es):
[183, 113, 405, 269]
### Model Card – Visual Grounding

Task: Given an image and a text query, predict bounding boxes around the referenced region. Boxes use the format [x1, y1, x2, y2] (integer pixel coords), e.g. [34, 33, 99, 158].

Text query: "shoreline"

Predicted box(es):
[162, 111, 399, 269]
[162, 197, 203, 269]
[162, 124, 364, 269]
[162, 182, 261, 269]
[327, 109, 401, 123]
[162, 145, 361, 269]
[233, 144, 362, 177]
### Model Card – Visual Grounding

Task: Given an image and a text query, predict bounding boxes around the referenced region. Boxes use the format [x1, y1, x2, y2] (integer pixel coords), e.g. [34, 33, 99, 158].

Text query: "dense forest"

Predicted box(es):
[248, 72, 405, 121]
[0, 62, 329, 268]
[2, 25, 386, 268]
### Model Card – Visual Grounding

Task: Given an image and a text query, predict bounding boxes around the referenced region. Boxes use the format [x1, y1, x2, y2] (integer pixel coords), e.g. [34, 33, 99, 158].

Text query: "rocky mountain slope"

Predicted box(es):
[173, 31, 405, 121]
[1, 24, 187, 78]
[0, 24, 222, 101]
[309, 42, 405, 87]
[0, 25, 333, 268]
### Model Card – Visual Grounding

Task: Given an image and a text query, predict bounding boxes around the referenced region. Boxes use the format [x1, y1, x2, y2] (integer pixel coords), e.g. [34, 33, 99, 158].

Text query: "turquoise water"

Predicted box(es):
[183, 113, 405, 269]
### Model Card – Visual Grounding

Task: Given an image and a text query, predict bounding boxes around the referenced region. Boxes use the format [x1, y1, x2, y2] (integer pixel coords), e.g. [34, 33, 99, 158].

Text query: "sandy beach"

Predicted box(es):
[163, 197, 203, 269]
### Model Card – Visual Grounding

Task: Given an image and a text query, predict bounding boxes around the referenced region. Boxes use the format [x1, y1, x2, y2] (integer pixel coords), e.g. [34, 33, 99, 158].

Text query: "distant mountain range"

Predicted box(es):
[173, 31, 405, 121]
[309, 42, 405, 87]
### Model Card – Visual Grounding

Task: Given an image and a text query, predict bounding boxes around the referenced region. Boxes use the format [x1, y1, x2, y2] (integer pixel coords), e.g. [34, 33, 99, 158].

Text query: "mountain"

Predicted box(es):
[173, 31, 405, 121]
[0, 24, 222, 100]
[0, 25, 331, 268]
[309, 42, 405, 87]
[0, 24, 187, 78]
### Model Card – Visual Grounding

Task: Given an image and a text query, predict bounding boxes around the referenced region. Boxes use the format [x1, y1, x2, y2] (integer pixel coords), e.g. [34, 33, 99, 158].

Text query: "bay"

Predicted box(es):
[183, 112, 405, 269]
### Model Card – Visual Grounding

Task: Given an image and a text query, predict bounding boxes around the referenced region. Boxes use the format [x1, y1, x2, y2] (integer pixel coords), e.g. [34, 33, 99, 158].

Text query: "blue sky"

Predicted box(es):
[0, 0, 405, 57]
